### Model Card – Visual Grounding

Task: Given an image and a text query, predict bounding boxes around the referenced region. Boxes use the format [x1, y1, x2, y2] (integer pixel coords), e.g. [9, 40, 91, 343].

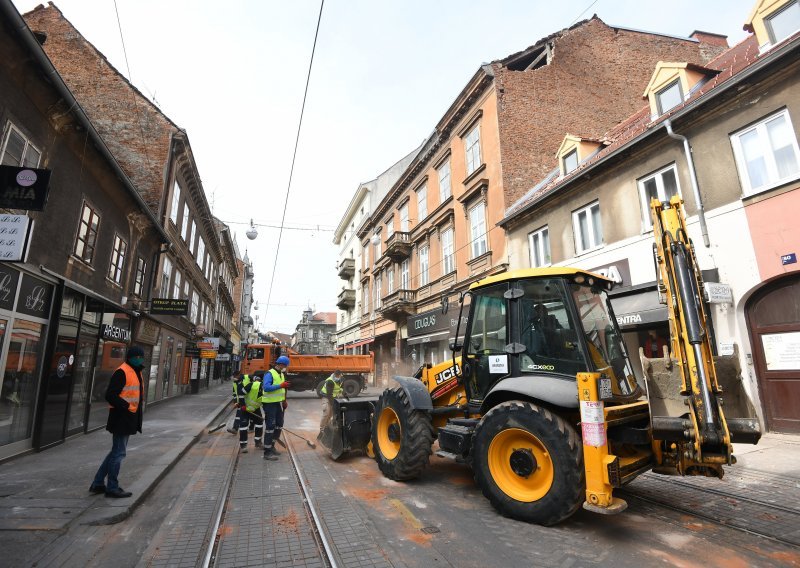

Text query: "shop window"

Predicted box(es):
[107, 234, 127, 285]
[74, 201, 100, 265]
[0, 319, 45, 446]
[730, 109, 800, 196]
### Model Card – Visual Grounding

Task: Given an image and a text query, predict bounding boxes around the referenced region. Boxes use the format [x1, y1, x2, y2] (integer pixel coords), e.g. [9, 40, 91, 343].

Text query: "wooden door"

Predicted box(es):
[747, 274, 800, 433]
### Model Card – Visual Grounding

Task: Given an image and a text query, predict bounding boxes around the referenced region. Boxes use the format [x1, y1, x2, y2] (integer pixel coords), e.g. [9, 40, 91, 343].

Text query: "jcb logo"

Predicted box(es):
[435, 364, 460, 385]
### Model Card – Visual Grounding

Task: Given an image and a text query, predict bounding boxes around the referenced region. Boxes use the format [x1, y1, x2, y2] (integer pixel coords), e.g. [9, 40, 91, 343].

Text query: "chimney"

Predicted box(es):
[690, 30, 729, 48]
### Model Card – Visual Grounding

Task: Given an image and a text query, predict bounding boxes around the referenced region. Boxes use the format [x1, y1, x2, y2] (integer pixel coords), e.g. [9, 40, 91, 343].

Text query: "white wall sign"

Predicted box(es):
[0, 214, 31, 262]
[704, 282, 733, 304]
[718, 342, 735, 356]
[488, 355, 508, 374]
[761, 332, 800, 371]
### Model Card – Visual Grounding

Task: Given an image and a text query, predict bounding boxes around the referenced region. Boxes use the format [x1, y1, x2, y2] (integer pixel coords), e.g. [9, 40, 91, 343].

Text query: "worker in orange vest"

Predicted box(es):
[89, 345, 145, 498]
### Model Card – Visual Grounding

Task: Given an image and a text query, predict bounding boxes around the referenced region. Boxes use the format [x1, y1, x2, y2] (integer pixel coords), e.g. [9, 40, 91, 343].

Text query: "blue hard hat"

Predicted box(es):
[276, 355, 290, 366]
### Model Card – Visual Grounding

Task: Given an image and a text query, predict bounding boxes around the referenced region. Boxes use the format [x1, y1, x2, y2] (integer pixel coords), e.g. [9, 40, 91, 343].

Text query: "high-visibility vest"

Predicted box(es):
[243, 380, 262, 412]
[261, 368, 285, 403]
[109, 363, 141, 412]
[242, 374, 252, 388]
[320, 376, 343, 398]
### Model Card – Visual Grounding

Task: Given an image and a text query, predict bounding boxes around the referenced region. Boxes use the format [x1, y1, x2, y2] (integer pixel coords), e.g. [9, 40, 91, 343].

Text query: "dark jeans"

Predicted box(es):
[92, 433, 129, 491]
[263, 402, 284, 451]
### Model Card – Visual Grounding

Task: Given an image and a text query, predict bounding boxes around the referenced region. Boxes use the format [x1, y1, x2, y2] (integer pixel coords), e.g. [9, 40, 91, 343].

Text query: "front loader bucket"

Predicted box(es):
[641, 345, 761, 445]
[319, 397, 378, 460]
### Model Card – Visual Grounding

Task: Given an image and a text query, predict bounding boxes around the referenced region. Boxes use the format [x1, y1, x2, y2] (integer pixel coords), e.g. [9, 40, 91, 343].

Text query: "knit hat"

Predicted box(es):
[127, 345, 145, 359]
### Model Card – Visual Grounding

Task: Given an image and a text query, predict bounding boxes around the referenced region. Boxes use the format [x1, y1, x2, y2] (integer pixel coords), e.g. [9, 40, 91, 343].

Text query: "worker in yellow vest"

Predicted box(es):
[90, 345, 145, 498]
[227, 370, 246, 434]
[238, 373, 264, 452]
[319, 370, 348, 434]
[261, 356, 291, 460]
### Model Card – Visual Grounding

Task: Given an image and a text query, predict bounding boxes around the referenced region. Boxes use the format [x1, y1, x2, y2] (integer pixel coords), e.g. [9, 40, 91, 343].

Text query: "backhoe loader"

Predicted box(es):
[320, 195, 761, 526]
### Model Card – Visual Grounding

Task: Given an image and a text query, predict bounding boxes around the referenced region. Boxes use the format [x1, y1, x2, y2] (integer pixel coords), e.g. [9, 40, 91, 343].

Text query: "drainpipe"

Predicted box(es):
[664, 119, 710, 247]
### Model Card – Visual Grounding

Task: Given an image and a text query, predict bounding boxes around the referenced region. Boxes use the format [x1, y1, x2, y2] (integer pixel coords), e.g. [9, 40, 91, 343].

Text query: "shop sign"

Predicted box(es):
[101, 323, 130, 342]
[588, 258, 631, 287]
[704, 282, 733, 304]
[197, 341, 215, 350]
[0, 214, 33, 262]
[16, 273, 53, 318]
[215, 353, 231, 362]
[134, 318, 160, 345]
[150, 298, 189, 315]
[200, 349, 217, 359]
[408, 304, 469, 338]
[0, 166, 52, 210]
[185, 345, 200, 357]
[0, 264, 20, 311]
[202, 337, 220, 349]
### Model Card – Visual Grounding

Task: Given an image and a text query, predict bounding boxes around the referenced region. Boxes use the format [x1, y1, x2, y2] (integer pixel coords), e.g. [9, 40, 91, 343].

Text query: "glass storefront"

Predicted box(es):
[147, 336, 161, 403]
[160, 334, 174, 400]
[87, 312, 130, 431]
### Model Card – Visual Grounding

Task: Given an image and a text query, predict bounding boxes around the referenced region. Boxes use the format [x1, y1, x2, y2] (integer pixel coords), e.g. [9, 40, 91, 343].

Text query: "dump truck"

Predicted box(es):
[320, 195, 761, 525]
[241, 341, 373, 397]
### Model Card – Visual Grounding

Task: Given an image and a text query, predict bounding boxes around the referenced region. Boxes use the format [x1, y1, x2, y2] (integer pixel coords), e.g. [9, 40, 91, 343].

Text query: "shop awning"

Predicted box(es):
[610, 289, 668, 329]
[407, 330, 450, 346]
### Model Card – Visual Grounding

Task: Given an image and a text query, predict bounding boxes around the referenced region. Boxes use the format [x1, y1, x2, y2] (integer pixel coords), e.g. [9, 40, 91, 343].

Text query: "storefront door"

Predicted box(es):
[747, 274, 800, 433]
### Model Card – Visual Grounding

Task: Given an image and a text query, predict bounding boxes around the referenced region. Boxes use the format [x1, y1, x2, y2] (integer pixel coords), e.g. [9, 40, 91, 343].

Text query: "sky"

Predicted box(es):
[13, 0, 756, 333]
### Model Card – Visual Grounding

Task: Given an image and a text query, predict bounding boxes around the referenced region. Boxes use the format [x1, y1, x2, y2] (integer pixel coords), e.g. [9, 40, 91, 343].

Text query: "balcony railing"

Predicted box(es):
[379, 288, 416, 321]
[337, 257, 355, 280]
[384, 231, 412, 262]
[336, 288, 356, 310]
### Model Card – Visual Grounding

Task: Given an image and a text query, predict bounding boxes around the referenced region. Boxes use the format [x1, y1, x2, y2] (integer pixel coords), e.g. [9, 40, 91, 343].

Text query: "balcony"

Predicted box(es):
[337, 257, 355, 280]
[384, 231, 412, 262]
[336, 288, 356, 310]
[379, 288, 416, 321]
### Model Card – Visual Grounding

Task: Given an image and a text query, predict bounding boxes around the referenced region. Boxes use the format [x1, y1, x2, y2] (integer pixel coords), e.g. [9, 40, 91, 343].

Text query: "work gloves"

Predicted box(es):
[279, 381, 291, 389]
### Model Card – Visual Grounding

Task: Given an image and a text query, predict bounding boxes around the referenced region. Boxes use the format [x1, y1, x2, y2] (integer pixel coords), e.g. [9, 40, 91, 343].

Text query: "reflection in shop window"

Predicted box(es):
[1, 319, 45, 445]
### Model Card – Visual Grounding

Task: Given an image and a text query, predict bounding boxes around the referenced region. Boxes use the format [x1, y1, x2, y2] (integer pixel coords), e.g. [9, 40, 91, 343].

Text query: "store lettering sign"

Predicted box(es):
[15, 273, 53, 318]
[102, 323, 131, 342]
[616, 313, 643, 325]
[0, 166, 52, 210]
[588, 258, 631, 287]
[0, 214, 33, 262]
[0, 265, 20, 311]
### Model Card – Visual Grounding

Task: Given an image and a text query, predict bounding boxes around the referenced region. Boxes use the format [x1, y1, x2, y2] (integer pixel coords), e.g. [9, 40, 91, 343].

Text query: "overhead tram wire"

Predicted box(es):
[263, 0, 325, 325]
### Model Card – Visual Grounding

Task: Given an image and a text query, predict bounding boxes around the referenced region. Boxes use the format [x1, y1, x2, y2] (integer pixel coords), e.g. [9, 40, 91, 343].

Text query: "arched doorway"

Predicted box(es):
[746, 273, 800, 433]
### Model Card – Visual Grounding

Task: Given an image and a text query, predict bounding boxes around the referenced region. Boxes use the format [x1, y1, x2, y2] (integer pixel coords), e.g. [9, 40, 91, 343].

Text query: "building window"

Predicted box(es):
[133, 257, 146, 296]
[191, 291, 199, 322]
[399, 202, 409, 232]
[638, 164, 681, 230]
[401, 259, 409, 289]
[465, 124, 482, 175]
[188, 220, 196, 250]
[0, 122, 41, 167]
[74, 201, 100, 264]
[562, 149, 578, 174]
[197, 239, 205, 269]
[373, 236, 381, 263]
[731, 109, 800, 196]
[182, 203, 190, 240]
[441, 227, 455, 275]
[766, 0, 800, 45]
[161, 257, 173, 298]
[386, 218, 394, 238]
[363, 286, 369, 314]
[656, 79, 683, 115]
[573, 201, 603, 253]
[438, 159, 452, 203]
[173, 270, 182, 299]
[469, 201, 488, 258]
[183, 279, 189, 300]
[375, 273, 382, 309]
[387, 266, 394, 294]
[417, 185, 428, 221]
[528, 226, 550, 268]
[170, 181, 181, 225]
[107, 234, 127, 284]
[419, 245, 429, 285]
[363, 244, 369, 269]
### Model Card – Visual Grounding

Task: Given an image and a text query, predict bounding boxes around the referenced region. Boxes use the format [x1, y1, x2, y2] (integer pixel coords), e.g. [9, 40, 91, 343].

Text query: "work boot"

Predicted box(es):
[226, 427, 236, 434]
[240, 446, 248, 454]
[254, 440, 263, 448]
[269, 445, 281, 455]
[263, 450, 278, 461]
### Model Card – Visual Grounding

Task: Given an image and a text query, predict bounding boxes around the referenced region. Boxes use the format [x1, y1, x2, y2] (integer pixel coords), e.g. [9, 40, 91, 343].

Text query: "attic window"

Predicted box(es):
[766, 0, 800, 45]
[562, 149, 578, 174]
[656, 80, 683, 115]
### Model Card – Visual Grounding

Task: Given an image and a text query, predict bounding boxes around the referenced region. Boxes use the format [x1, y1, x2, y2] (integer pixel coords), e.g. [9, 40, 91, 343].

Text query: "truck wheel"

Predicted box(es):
[472, 401, 584, 526]
[372, 387, 434, 481]
[342, 377, 360, 398]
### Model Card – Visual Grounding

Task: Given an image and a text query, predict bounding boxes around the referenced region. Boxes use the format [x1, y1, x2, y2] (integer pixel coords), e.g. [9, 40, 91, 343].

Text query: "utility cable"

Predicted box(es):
[263, 0, 325, 324]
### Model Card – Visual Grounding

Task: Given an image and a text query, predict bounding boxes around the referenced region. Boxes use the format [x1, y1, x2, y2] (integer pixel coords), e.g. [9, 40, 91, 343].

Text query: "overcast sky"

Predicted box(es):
[13, 0, 756, 333]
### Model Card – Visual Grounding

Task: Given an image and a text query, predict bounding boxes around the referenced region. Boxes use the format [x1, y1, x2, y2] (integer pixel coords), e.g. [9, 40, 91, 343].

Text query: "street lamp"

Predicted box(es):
[246, 219, 258, 240]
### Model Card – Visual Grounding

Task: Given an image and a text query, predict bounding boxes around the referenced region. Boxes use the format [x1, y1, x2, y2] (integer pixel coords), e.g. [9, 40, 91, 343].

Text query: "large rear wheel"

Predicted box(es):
[372, 387, 434, 480]
[342, 377, 361, 398]
[472, 401, 584, 526]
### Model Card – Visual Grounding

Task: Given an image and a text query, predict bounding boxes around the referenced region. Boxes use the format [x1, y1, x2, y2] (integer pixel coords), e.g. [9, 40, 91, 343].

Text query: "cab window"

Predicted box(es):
[517, 278, 585, 377]
[247, 347, 264, 360]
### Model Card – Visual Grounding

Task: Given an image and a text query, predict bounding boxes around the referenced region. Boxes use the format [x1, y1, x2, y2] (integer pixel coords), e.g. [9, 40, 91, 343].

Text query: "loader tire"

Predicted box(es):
[372, 387, 434, 481]
[472, 401, 584, 526]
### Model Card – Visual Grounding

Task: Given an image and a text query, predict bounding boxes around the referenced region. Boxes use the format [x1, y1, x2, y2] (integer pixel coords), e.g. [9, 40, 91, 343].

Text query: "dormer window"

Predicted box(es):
[562, 149, 578, 174]
[643, 62, 717, 119]
[656, 80, 683, 115]
[556, 134, 603, 176]
[745, 0, 800, 52]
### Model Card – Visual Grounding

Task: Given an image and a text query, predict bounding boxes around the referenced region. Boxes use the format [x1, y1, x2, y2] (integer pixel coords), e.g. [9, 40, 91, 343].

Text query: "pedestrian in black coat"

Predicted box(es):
[89, 345, 145, 498]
